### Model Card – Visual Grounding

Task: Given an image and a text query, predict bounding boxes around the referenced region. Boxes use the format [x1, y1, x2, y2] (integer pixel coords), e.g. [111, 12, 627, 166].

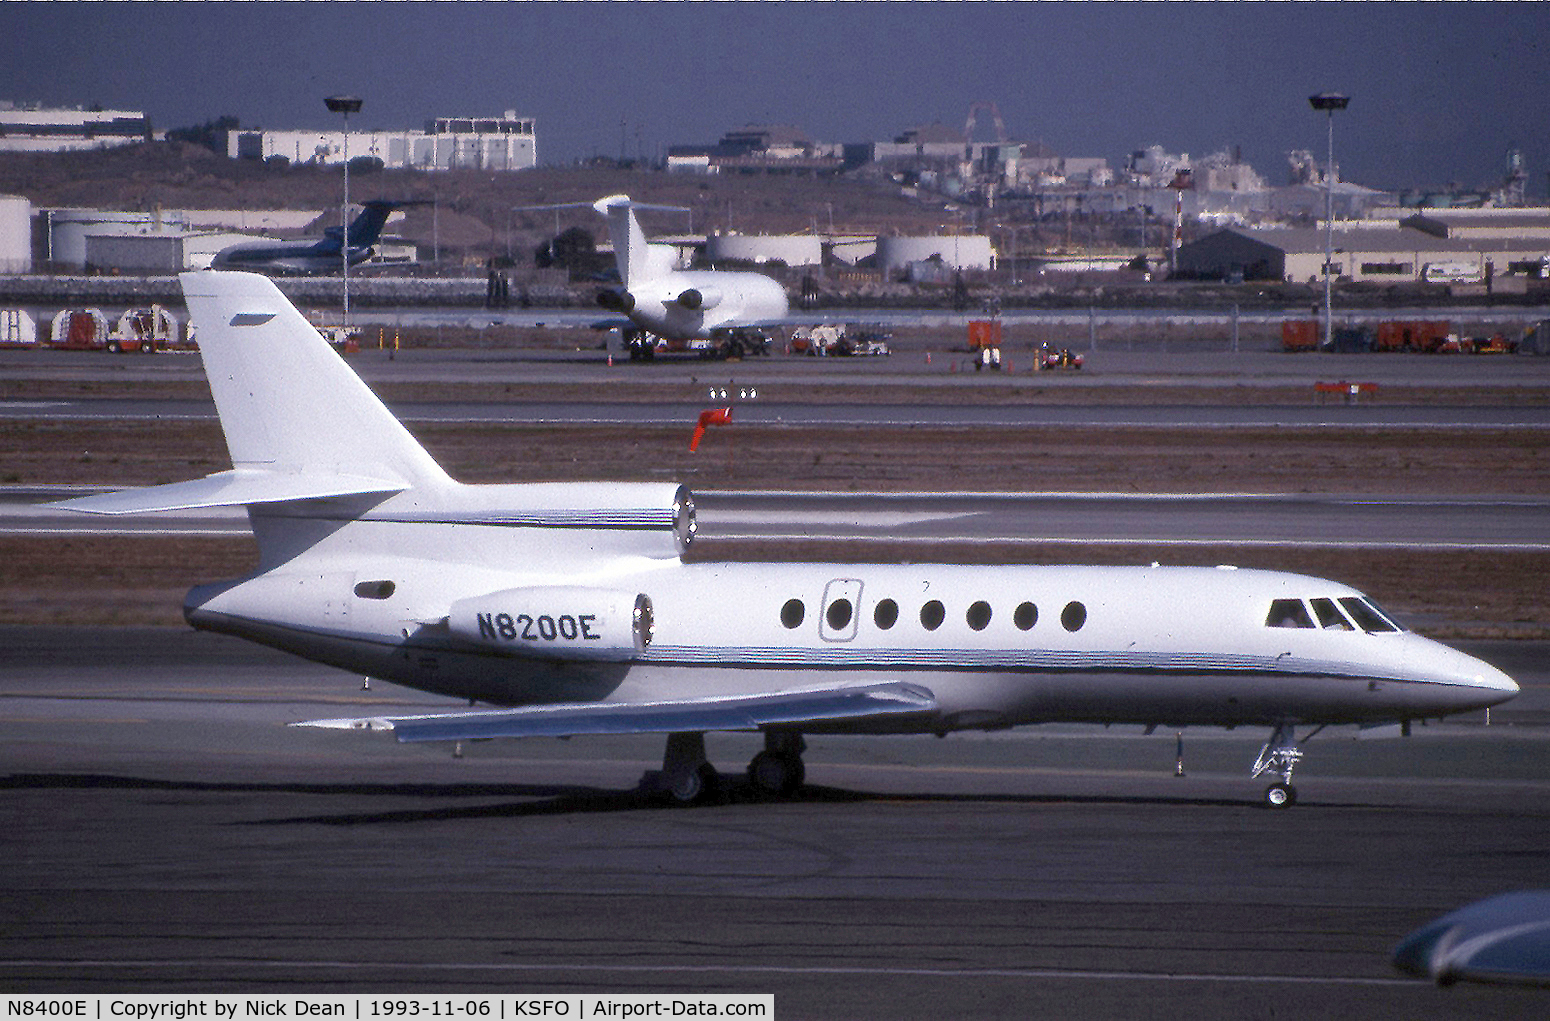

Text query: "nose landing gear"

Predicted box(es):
[1252, 723, 1304, 808]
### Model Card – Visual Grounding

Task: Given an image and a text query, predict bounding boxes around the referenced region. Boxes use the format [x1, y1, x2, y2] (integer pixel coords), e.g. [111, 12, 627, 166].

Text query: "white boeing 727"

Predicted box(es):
[544, 194, 790, 359]
[57, 271, 1518, 808]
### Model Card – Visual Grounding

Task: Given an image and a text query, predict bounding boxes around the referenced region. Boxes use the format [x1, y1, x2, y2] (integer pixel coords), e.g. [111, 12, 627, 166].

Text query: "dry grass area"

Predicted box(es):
[6, 418, 1545, 496]
[4, 414, 1546, 635]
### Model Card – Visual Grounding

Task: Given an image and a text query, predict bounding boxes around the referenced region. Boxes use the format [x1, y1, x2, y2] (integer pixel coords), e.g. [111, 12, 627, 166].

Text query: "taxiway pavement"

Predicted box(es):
[7, 488, 1550, 552]
[2, 626, 1547, 1018]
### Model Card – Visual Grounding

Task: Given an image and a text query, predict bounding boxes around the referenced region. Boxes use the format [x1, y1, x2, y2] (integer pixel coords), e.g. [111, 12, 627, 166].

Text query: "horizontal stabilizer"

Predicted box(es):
[53, 468, 407, 515]
[295, 680, 936, 743]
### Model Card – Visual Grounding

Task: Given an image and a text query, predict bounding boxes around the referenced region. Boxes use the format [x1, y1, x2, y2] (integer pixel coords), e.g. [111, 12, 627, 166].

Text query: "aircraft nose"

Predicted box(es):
[1456, 648, 1519, 700]
[1416, 638, 1519, 707]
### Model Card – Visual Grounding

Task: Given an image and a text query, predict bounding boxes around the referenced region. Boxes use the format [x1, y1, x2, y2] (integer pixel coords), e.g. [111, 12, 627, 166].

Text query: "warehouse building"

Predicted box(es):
[227, 111, 536, 171]
[1178, 222, 1550, 287]
[0, 103, 154, 154]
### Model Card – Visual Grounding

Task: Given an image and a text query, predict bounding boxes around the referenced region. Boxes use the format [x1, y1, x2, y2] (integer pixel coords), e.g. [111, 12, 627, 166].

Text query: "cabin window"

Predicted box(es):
[353, 580, 395, 600]
[874, 598, 899, 629]
[1266, 599, 1314, 629]
[1310, 597, 1354, 631]
[920, 600, 945, 631]
[1340, 597, 1401, 633]
[966, 600, 992, 631]
[826, 598, 854, 631]
[1014, 601, 1038, 630]
[1061, 601, 1087, 632]
[780, 598, 805, 629]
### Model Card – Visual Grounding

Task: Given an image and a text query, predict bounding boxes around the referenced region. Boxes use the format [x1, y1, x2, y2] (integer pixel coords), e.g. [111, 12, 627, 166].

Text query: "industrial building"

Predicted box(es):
[0, 195, 30, 273]
[226, 111, 537, 171]
[705, 233, 823, 267]
[667, 125, 845, 175]
[1177, 214, 1550, 287]
[0, 103, 155, 154]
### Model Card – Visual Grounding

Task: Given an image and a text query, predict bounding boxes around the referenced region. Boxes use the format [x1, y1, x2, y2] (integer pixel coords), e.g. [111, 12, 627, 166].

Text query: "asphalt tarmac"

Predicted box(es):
[5, 344, 1548, 1015]
[2, 626, 1547, 1018]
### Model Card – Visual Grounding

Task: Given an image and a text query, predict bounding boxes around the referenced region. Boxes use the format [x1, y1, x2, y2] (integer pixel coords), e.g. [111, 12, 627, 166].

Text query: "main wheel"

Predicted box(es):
[748, 751, 805, 796]
[1265, 782, 1297, 808]
[668, 763, 718, 805]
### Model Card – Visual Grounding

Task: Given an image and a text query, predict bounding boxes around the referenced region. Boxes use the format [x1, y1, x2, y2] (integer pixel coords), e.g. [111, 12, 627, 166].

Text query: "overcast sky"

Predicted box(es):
[4, 2, 1547, 194]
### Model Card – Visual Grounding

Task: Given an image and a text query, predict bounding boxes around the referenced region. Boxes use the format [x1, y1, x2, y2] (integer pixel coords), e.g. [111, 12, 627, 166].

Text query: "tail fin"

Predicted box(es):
[56, 271, 450, 516]
[323, 199, 401, 248]
[185, 271, 448, 484]
[592, 194, 683, 288]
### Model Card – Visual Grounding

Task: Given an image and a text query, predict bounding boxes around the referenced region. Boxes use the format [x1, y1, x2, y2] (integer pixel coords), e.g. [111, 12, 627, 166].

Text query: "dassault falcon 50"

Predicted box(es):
[57, 271, 1518, 807]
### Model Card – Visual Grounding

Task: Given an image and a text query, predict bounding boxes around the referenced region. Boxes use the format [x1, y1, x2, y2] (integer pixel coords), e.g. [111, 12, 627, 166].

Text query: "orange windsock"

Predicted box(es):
[689, 406, 733, 452]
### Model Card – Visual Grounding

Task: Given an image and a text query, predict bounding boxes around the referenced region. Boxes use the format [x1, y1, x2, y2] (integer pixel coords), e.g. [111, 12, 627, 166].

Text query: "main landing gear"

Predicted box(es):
[656, 731, 807, 804]
[1252, 723, 1309, 808]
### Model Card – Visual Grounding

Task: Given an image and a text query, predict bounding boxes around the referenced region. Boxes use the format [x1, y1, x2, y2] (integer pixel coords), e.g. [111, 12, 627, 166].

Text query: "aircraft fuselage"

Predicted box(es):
[183, 500, 1516, 734]
[618, 268, 790, 339]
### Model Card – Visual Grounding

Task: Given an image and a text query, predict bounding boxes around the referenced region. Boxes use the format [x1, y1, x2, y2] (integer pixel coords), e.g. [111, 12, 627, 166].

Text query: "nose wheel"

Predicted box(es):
[1253, 724, 1304, 809]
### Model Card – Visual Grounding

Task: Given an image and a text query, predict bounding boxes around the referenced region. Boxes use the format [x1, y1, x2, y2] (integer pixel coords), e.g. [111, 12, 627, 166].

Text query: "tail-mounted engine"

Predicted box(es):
[676, 286, 723, 311]
[597, 289, 635, 313]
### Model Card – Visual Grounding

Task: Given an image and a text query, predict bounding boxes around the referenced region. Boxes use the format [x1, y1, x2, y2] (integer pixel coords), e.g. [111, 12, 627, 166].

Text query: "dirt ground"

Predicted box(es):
[4, 417, 1547, 495]
[3, 411, 1546, 636]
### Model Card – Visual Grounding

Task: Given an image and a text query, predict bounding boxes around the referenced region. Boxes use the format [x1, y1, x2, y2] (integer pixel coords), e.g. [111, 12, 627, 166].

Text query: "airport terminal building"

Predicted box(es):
[227, 111, 537, 171]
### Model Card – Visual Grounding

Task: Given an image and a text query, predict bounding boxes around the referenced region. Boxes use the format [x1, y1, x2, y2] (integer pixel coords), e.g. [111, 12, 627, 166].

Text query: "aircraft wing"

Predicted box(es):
[295, 680, 936, 743]
[1393, 890, 1550, 987]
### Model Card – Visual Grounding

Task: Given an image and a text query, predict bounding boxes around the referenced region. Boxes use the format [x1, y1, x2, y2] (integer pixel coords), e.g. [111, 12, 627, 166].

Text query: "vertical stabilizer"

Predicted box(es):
[593, 194, 651, 287]
[591, 194, 685, 288]
[180, 271, 452, 489]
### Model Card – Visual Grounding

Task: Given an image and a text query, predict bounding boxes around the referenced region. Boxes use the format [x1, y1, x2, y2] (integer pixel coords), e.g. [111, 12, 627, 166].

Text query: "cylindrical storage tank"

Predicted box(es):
[0, 195, 31, 273]
[47, 210, 160, 268]
[705, 233, 822, 267]
[876, 235, 995, 274]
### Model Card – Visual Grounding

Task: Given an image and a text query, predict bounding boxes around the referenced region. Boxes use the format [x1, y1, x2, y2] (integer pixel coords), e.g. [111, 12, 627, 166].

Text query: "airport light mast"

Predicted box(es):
[325, 95, 363, 325]
[1309, 92, 1349, 351]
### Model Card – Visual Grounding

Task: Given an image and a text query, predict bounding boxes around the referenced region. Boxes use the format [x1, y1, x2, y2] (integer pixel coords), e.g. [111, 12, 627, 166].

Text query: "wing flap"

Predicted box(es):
[52, 468, 407, 515]
[295, 681, 937, 743]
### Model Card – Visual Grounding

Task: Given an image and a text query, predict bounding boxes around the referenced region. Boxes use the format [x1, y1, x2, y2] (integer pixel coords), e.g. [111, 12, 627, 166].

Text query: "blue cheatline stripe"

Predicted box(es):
[637, 644, 1391, 679]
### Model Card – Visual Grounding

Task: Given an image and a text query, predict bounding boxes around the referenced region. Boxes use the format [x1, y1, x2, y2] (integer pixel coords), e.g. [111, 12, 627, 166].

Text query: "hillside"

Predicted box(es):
[0, 143, 980, 258]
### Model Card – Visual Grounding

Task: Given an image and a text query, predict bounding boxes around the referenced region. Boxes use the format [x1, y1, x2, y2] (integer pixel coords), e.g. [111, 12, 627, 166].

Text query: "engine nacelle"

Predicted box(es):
[447, 587, 653, 661]
[597, 289, 635, 313]
[676, 286, 723, 311]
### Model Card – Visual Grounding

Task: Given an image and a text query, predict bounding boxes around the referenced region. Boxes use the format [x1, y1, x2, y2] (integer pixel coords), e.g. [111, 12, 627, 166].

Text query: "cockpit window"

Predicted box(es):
[1340, 596, 1402, 633]
[1266, 598, 1314, 629]
[1310, 597, 1354, 631]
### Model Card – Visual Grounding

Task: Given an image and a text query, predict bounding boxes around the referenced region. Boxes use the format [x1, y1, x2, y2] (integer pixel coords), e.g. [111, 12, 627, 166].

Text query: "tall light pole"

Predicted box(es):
[1309, 92, 1349, 351]
[325, 95, 362, 324]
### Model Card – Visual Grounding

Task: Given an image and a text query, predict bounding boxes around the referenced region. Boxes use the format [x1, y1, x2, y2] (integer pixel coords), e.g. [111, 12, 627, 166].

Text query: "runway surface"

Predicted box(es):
[2, 626, 1547, 1017]
[6, 394, 1550, 430]
[5, 345, 1548, 1015]
[7, 487, 1550, 552]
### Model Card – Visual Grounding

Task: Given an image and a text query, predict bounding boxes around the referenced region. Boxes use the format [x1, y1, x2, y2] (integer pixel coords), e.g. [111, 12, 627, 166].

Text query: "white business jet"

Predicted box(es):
[543, 194, 790, 359]
[57, 271, 1518, 808]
